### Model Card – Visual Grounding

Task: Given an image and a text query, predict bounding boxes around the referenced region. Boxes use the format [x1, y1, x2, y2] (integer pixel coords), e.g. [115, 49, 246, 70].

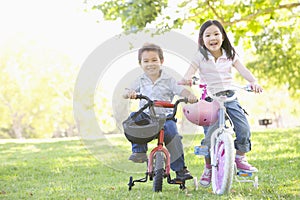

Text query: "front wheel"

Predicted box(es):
[153, 151, 165, 192]
[211, 130, 235, 195]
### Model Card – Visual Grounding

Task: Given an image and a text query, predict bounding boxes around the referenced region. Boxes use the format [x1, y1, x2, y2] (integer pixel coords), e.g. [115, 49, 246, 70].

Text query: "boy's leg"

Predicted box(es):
[131, 143, 148, 153]
[129, 143, 148, 163]
[164, 119, 193, 180]
[127, 112, 149, 163]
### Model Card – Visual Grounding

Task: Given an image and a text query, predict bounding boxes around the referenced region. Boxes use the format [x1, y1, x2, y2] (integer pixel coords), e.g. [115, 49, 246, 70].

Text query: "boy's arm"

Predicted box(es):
[123, 78, 140, 99]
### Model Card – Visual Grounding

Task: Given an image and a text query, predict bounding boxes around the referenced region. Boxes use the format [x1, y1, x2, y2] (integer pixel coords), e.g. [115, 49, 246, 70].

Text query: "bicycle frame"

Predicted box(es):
[148, 128, 171, 177]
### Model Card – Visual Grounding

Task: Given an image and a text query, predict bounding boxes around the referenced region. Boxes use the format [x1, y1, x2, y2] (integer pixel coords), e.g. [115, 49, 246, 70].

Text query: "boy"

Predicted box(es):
[123, 43, 197, 180]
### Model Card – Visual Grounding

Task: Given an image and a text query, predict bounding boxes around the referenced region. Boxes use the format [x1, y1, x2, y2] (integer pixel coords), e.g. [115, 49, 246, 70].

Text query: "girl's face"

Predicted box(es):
[140, 50, 163, 78]
[203, 25, 224, 55]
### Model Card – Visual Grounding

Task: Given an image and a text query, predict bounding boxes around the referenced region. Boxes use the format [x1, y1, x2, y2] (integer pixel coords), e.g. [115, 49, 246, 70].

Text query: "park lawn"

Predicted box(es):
[0, 128, 299, 200]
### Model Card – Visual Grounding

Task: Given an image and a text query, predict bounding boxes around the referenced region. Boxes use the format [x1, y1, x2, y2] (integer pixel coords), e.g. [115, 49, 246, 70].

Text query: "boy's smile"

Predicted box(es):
[140, 50, 164, 81]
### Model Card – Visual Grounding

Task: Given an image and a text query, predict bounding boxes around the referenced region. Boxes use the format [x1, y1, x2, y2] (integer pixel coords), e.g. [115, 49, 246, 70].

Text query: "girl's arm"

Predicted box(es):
[233, 59, 263, 93]
[180, 89, 198, 103]
[180, 63, 198, 85]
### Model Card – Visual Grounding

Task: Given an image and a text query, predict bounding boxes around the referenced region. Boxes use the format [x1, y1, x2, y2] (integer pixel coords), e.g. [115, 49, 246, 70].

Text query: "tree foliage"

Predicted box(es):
[90, 0, 300, 98]
[0, 35, 77, 138]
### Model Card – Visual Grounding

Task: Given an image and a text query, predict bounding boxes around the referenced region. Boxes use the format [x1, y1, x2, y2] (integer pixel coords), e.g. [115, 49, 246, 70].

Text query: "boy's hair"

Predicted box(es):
[138, 43, 164, 64]
[198, 20, 236, 60]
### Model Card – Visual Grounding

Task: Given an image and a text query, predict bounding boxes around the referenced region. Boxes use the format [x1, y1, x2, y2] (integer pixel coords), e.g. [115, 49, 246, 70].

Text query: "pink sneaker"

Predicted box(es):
[199, 167, 212, 187]
[235, 156, 258, 173]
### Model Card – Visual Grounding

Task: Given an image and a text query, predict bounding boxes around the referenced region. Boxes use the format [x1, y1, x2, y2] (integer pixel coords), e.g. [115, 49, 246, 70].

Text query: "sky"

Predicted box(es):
[0, 0, 123, 64]
[0, 0, 200, 104]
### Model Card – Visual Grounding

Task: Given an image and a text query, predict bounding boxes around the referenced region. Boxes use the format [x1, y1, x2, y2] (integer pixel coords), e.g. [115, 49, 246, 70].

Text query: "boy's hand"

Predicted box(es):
[123, 89, 137, 99]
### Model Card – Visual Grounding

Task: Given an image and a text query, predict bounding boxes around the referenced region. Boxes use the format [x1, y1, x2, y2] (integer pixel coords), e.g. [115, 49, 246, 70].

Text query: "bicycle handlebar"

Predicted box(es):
[179, 76, 254, 100]
[131, 94, 188, 120]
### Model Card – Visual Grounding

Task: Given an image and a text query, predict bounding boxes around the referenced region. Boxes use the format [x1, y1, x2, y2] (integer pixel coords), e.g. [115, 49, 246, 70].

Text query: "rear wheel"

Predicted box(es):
[153, 151, 164, 192]
[211, 130, 234, 195]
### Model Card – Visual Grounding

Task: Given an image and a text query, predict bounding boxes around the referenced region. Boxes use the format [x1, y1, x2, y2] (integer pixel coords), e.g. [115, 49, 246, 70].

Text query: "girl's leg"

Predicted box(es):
[225, 100, 258, 172]
[225, 99, 251, 153]
[199, 156, 212, 187]
[199, 123, 217, 187]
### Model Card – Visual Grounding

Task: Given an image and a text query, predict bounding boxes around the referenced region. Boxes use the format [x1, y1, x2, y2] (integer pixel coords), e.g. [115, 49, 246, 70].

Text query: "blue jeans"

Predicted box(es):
[130, 112, 185, 172]
[201, 99, 251, 156]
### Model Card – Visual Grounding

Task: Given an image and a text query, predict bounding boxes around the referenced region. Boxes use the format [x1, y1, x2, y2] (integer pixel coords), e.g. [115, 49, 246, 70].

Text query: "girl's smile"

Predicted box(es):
[203, 25, 224, 58]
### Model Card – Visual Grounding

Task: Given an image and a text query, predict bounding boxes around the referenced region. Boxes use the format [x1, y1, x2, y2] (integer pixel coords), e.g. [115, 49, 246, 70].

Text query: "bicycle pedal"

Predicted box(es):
[194, 145, 209, 156]
[172, 178, 184, 184]
[237, 171, 253, 177]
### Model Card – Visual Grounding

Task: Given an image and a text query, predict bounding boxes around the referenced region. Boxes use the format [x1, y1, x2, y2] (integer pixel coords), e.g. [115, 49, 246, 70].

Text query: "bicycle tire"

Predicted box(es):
[153, 151, 164, 192]
[211, 130, 234, 195]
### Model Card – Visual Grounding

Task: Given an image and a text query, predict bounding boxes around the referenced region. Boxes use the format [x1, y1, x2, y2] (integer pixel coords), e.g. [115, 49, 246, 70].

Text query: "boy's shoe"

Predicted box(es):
[199, 167, 212, 187]
[176, 167, 193, 181]
[235, 156, 258, 173]
[128, 152, 148, 163]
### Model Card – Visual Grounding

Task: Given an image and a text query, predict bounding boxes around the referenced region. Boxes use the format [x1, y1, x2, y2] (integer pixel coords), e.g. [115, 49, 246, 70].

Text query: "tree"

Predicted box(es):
[89, 0, 300, 98]
[0, 35, 77, 138]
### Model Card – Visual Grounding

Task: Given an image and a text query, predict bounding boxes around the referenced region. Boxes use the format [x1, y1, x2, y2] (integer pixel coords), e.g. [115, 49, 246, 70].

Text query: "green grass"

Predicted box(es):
[0, 128, 299, 200]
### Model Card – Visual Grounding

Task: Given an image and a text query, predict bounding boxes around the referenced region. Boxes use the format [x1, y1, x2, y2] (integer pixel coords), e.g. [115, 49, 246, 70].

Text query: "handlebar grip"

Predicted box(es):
[183, 97, 189, 104]
[244, 85, 254, 92]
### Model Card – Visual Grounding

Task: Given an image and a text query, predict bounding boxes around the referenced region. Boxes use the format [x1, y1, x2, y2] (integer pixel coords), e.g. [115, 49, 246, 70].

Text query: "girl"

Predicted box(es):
[181, 20, 263, 187]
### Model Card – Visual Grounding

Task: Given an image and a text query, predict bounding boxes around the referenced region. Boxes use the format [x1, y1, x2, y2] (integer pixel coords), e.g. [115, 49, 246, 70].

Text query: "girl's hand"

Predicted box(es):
[249, 82, 263, 93]
[187, 94, 198, 103]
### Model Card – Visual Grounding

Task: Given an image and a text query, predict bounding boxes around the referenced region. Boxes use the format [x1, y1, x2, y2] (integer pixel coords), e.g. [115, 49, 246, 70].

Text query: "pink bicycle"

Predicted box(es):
[181, 77, 258, 194]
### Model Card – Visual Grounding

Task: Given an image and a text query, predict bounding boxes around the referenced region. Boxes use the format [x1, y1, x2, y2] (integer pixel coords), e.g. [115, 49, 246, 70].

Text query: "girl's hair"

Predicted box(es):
[138, 43, 164, 64]
[198, 20, 236, 60]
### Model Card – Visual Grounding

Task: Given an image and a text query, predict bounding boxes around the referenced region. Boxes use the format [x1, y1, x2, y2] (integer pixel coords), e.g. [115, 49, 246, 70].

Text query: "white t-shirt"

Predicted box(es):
[192, 49, 239, 95]
[131, 70, 184, 115]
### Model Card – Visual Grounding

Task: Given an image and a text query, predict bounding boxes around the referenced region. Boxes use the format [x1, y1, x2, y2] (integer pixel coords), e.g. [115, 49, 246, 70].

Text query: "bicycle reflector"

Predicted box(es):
[183, 100, 220, 126]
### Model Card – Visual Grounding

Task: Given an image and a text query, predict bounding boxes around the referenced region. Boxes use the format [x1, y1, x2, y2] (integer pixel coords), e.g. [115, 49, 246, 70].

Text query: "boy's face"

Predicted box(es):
[140, 50, 163, 77]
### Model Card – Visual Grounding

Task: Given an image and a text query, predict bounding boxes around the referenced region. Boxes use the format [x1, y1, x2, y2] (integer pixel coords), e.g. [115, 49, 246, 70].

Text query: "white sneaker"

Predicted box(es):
[235, 156, 258, 173]
[199, 167, 212, 187]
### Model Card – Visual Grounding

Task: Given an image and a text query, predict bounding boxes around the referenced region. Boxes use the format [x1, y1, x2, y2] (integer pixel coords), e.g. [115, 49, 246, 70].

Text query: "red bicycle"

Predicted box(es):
[123, 94, 190, 192]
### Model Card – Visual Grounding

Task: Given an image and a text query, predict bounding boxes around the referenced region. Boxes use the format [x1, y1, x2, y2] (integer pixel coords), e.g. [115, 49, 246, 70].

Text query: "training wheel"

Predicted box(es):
[193, 177, 198, 191]
[128, 176, 134, 191]
[253, 176, 259, 188]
